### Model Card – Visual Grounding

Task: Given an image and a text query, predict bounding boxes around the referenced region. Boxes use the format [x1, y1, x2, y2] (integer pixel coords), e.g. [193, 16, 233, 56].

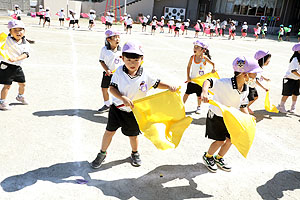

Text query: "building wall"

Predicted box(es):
[43, 0, 81, 18]
[152, 0, 187, 19]
[0, 0, 31, 13]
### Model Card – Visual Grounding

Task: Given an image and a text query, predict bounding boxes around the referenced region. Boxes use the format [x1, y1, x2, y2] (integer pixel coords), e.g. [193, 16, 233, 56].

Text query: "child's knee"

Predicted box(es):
[3, 85, 11, 89]
[18, 82, 26, 87]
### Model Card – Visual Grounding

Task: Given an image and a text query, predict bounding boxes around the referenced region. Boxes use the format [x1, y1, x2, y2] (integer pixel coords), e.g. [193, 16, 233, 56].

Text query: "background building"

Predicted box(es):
[0, 0, 31, 13]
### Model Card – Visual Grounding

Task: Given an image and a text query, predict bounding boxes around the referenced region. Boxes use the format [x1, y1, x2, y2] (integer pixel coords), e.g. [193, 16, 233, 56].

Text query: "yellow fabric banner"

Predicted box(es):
[191, 71, 220, 95]
[0, 32, 10, 61]
[209, 100, 256, 158]
[264, 91, 279, 113]
[132, 89, 193, 150]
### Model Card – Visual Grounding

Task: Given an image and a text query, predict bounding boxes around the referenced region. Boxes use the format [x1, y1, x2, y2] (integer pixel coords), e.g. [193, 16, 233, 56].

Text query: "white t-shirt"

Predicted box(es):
[0, 35, 30, 66]
[168, 20, 174, 26]
[284, 57, 300, 80]
[143, 16, 148, 23]
[58, 11, 65, 19]
[125, 18, 133, 25]
[45, 11, 50, 18]
[208, 77, 249, 117]
[14, 9, 22, 16]
[184, 22, 189, 27]
[89, 14, 96, 20]
[190, 56, 206, 80]
[152, 20, 157, 26]
[108, 16, 114, 23]
[175, 22, 181, 28]
[263, 26, 267, 32]
[242, 25, 248, 30]
[257, 27, 261, 34]
[99, 46, 123, 71]
[110, 66, 159, 112]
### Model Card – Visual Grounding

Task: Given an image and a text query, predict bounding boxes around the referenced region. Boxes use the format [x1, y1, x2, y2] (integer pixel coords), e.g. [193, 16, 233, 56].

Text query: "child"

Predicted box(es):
[151, 16, 157, 35]
[43, 8, 51, 28]
[194, 20, 201, 38]
[0, 20, 30, 110]
[228, 21, 236, 40]
[73, 11, 80, 29]
[262, 23, 267, 39]
[88, 10, 96, 30]
[255, 23, 261, 41]
[201, 56, 262, 172]
[221, 20, 227, 37]
[174, 19, 181, 37]
[14, 5, 22, 20]
[286, 25, 292, 41]
[125, 15, 133, 34]
[69, 10, 75, 29]
[241, 22, 248, 38]
[183, 19, 190, 35]
[141, 15, 148, 32]
[122, 13, 128, 31]
[278, 25, 284, 41]
[216, 19, 221, 36]
[38, 5, 44, 25]
[98, 30, 123, 113]
[183, 40, 215, 114]
[247, 50, 271, 114]
[58, 8, 65, 27]
[210, 20, 216, 37]
[105, 12, 111, 30]
[90, 41, 177, 168]
[277, 43, 300, 113]
[160, 16, 165, 33]
[168, 17, 174, 34]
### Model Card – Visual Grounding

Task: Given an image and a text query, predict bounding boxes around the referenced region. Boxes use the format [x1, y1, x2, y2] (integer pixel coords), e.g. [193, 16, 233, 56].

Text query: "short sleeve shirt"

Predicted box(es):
[125, 18, 133, 25]
[284, 57, 300, 80]
[99, 46, 123, 71]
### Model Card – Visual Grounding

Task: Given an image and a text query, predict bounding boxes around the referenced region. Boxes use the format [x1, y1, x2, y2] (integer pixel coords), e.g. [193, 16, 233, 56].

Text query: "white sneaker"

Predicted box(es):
[16, 96, 28, 105]
[0, 102, 11, 110]
[288, 106, 296, 113]
[277, 105, 287, 113]
[195, 107, 201, 114]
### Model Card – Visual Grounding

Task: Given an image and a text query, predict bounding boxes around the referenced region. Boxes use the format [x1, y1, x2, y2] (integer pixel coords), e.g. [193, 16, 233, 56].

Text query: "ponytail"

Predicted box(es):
[205, 49, 211, 60]
[290, 51, 300, 63]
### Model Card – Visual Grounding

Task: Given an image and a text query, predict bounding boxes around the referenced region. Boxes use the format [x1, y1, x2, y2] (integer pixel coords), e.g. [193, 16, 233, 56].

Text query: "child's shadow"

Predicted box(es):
[1, 160, 212, 199]
[253, 109, 289, 123]
[33, 109, 108, 124]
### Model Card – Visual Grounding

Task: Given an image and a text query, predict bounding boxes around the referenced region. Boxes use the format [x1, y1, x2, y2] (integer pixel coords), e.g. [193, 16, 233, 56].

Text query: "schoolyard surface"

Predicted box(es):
[0, 16, 299, 200]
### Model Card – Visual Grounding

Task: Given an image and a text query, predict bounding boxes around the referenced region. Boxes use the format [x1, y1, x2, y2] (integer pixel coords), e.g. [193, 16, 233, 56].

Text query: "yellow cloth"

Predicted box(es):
[209, 100, 256, 158]
[191, 71, 220, 95]
[132, 89, 193, 150]
[265, 91, 279, 113]
[0, 32, 10, 61]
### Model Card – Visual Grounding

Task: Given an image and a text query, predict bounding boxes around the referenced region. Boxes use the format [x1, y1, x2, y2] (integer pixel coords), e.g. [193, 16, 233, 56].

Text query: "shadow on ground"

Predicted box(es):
[253, 109, 289, 123]
[33, 109, 108, 124]
[1, 160, 212, 199]
[256, 170, 300, 199]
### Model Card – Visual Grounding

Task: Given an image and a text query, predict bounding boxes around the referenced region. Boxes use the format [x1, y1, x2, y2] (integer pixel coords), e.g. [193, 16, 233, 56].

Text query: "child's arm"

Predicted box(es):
[240, 107, 249, 114]
[292, 70, 300, 78]
[8, 53, 28, 63]
[261, 75, 270, 82]
[200, 79, 211, 103]
[109, 86, 134, 108]
[204, 57, 216, 72]
[256, 80, 268, 92]
[157, 81, 177, 92]
[186, 56, 193, 82]
[99, 61, 112, 75]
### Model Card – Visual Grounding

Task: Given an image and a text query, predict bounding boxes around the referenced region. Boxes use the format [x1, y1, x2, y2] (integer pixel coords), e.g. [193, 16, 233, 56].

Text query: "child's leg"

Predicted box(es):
[207, 140, 225, 155]
[291, 95, 298, 109]
[18, 82, 25, 95]
[101, 130, 116, 152]
[129, 136, 138, 152]
[197, 96, 202, 107]
[280, 95, 289, 106]
[1, 85, 11, 100]
[183, 93, 189, 103]
[217, 138, 232, 157]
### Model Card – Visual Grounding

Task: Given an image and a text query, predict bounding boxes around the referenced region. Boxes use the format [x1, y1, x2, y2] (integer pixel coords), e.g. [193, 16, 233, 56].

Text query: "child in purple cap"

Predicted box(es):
[277, 43, 300, 113]
[200, 56, 262, 173]
[247, 50, 271, 114]
[183, 40, 215, 114]
[97, 30, 123, 113]
[0, 20, 30, 110]
[91, 41, 177, 168]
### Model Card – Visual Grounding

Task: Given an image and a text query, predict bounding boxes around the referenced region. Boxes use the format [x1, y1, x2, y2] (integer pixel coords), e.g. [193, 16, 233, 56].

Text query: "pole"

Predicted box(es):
[124, 0, 127, 14]
[67, 0, 69, 17]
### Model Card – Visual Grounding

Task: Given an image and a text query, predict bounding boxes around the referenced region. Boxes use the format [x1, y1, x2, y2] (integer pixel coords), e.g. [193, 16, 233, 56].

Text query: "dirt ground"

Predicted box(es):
[0, 16, 299, 200]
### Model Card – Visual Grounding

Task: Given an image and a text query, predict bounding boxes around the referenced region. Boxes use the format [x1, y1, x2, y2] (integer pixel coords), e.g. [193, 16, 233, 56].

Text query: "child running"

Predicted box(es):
[277, 43, 300, 113]
[141, 15, 148, 32]
[14, 5, 22, 20]
[125, 15, 133, 34]
[285, 25, 292, 41]
[174, 19, 181, 37]
[247, 50, 271, 114]
[160, 16, 165, 33]
[151, 16, 157, 35]
[228, 21, 236, 40]
[0, 20, 30, 110]
[58, 8, 65, 27]
[168, 17, 174, 34]
[278, 25, 284, 41]
[90, 41, 177, 168]
[183, 19, 190, 35]
[194, 20, 201, 38]
[98, 30, 123, 113]
[201, 56, 262, 172]
[38, 5, 44, 25]
[88, 10, 96, 30]
[183, 40, 215, 114]
[241, 22, 248, 39]
[43, 8, 51, 28]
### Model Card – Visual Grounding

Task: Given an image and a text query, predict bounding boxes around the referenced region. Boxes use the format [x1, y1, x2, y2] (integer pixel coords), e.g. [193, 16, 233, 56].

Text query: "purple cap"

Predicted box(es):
[122, 41, 144, 56]
[8, 20, 25, 29]
[233, 56, 263, 73]
[193, 40, 208, 49]
[254, 50, 270, 60]
[105, 29, 120, 38]
[292, 43, 300, 51]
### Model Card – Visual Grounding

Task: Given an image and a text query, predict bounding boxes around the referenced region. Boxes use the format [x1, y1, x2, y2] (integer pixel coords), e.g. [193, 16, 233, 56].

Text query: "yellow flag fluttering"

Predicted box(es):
[0, 32, 10, 61]
[264, 91, 279, 113]
[132, 89, 193, 150]
[209, 100, 256, 158]
[191, 71, 220, 95]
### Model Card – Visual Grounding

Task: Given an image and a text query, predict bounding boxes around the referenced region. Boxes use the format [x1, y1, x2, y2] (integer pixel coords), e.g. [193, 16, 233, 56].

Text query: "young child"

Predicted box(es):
[216, 19, 221, 36]
[43, 8, 51, 28]
[160, 16, 165, 33]
[201, 56, 262, 172]
[194, 20, 201, 38]
[125, 15, 133, 34]
[14, 5, 22, 20]
[221, 20, 227, 37]
[73, 11, 80, 29]
[247, 50, 271, 114]
[183, 19, 190, 35]
[277, 43, 300, 113]
[105, 12, 111, 30]
[0, 20, 30, 110]
[255, 23, 261, 41]
[262, 23, 267, 39]
[122, 13, 128, 31]
[168, 17, 174, 34]
[241, 22, 248, 38]
[38, 5, 44, 25]
[278, 25, 284, 41]
[58, 8, 65, 27]
[88, 10, 96, 30]
[151, 16, 157, 35]
[228, 21, 236, 40]
[69, 10, 75, 29]
[286, 25, 292, 41]
[141, 15, 148, 32]
[98, 30, 123, 113]
[210, 20, 216, 38]
[183, 40, 215, 114]
[174, 19, 181, 37]
[90, 41, 177, 168]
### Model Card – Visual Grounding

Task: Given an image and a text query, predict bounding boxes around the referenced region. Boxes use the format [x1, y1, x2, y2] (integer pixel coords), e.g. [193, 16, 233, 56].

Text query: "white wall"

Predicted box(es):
[44, 0, 81, 18]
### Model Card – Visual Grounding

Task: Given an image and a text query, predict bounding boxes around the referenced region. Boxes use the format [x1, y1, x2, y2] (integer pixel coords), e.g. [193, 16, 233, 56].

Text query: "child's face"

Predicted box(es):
[107, 35, 120, 47]
[264, 57, 271, 66]
[10, 28, 25, 41]
[194, 45, 205, 55]
[122, 56, 143, 74]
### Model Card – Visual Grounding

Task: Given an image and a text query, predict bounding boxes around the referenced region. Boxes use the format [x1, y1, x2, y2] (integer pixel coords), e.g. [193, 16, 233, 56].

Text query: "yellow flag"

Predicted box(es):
[132, 89, 193, 150]
[209, 100, 256, 158]
[192, 72, 220, 95]
[265, 91, 279, 113]
[0, 32, 10, 61]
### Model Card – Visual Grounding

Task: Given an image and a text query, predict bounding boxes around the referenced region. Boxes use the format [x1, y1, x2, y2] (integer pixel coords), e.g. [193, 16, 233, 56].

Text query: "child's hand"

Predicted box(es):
[264, 88, 269, 92]
[186, 77, 191, 82]
[168, 85, 177, 92]
[8, 57, 17, 62]
[105, 70, 112, 76]
[265, 78, 270, 82]
[201, 92, 209, 103]
[211, 69, 216, 73]
[121, 96, 134, 108]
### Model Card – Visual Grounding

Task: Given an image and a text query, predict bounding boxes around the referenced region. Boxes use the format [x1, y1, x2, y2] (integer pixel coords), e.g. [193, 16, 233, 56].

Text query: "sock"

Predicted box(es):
[205, 152, 213, 158]
[216, 155, 223, 160]
[291, 101, 296, 108]
[132, 151, 138, 154]
[18, 94, 24, 98]
[100, 150, 106, 155]
[104, 100, 111, 107]
[0, 99, 4, 104]
[280, 101, 285, 107]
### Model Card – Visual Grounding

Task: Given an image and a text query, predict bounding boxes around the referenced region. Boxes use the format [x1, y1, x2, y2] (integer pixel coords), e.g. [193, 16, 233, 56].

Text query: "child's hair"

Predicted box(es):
[290, 51, 300, 63]
[234, 71, 241, 77]
[204, 49, 211, 60]
[105, 37, 121, 51]
[258, 54, 271, 67]
[122, 52, 143, 59]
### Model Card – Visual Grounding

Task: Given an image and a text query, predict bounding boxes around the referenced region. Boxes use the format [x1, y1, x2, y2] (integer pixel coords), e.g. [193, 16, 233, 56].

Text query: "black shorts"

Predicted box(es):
[106, 104, 140, 136]
[242, 29, 247, 33]
[89, 20, 94, 24]
[184, 26, 188, 30]
[0, 62, 25, 85]
[39, 15, 44, 19]
[175, 27, 180, 31]
[152, 25, 156, 30]
[75, 19, 79, 24]
[205, 110, 230, 141]
[45, 17, 50, 22]
[279, 35, 283, 38]
[17, 16, 21, 20]
[210, 29, 215, 33]
[195, 30, 200, 33]
[248, 87, 258, 101]
[127, 25, 132, 29]
[286, 32, 290, 36]
[185, 82, 202, 97]
[231, 30, 236, 34]
[282, 78, 300, 96]
[101, 71, 112, 88]
[142, 22, 146, 27]
[59, 18, 64, 21]
[70, 20, 75, 24]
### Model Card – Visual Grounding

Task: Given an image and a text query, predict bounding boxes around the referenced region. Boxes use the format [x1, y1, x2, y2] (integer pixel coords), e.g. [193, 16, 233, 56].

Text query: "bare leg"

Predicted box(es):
[217, 138, 232, 157]
[101, 130, 116, 151]
[1, 85, 11, 100]
[183, 93, 189, 103]
[129, 136, 138, 152]
[18, 82, 25, 95]
[102, 88, 109, 102]
[207, 140, 225, 155]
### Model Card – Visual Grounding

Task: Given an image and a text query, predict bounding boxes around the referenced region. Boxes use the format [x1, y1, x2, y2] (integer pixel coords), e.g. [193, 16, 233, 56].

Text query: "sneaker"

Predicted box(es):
[16, 96, 28, 105]
[97, 105, 110, 113]
[288, 106, 296, 113]
[277, 105, 287, 113]
[90, 153, 106, 169]
[214, 156, 231, 172]
[195, 106, 201, 114]
[0, 102, 11, 110]
[202, 152, 217, 173]
[130, 152, 141, 167]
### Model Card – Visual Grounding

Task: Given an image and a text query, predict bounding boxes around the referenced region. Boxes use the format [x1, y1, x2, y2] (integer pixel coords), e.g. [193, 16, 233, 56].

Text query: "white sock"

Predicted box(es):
[280, 101, 285, 107]
[0, 99, 4, 104]
[104, 100, 111, 107]
[18, 94, 24, 98]
[291, 101, 296, 108]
